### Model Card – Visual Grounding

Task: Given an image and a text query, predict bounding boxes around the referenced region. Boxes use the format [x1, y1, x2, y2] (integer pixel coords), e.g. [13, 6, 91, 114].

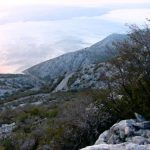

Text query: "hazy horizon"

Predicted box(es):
[0, 0, 149, 73]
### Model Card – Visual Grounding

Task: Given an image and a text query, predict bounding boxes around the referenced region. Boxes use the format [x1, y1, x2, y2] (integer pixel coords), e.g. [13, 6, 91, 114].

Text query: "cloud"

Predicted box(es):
[98, 9, 150, 24]
[0, 5, 149, 25]
[0, 0, 149, 6]
[0, 4, 149, 73]
[0, 16, 124, 73]
[0, 5, 108, 25]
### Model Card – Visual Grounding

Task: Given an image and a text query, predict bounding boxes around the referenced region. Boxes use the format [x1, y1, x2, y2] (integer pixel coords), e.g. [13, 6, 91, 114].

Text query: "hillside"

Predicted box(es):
[0, 25, 149, 150]
[54, 62, 116, 92]
[24, 34, 127, 80]
[0, 34, 127, 100]
[0, 74, 43, 99]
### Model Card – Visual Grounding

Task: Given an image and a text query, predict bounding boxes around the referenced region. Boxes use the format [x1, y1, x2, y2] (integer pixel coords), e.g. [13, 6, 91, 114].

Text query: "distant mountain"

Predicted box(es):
[0, 74, 42, 98]
[24, 34, 127, 80]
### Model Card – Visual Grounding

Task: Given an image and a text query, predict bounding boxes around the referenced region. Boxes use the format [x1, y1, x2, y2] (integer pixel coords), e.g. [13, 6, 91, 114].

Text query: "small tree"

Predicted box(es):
[105, 22, 150, 119]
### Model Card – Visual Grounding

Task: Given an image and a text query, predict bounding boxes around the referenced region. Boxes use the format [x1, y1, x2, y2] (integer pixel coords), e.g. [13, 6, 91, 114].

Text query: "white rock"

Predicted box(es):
[81, 143, 150, 150]
[81, 115, 150, 150]
[95, 130, 108, 145]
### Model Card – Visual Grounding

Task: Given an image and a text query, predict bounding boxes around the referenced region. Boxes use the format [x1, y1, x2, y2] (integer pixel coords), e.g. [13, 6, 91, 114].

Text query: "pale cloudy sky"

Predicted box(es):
[0, 0, 149, 73]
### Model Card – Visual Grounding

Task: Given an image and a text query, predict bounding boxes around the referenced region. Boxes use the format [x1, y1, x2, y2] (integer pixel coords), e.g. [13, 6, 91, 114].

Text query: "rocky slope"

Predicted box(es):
[24, 34, 127, 80]
[81, 113, 150, 150]
[0, 34, 127, 97]
[54, 61, 117, 92]
[0, 74, 43, 99]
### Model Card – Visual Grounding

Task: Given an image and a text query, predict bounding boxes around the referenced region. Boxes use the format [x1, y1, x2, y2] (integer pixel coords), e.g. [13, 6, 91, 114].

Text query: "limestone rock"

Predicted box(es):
[95, 130, 108, 144]
[134, 113, 145, 122]
[0, 122, 16, 139]
[81, 114, 150, 150]
[81, 143, 150, 150]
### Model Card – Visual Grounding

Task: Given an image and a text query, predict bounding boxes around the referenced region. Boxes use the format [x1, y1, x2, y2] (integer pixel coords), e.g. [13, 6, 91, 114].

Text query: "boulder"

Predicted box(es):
[95, 130, 108, 144]
[81, 114, 150, 150]
[81, 143, 150, 150]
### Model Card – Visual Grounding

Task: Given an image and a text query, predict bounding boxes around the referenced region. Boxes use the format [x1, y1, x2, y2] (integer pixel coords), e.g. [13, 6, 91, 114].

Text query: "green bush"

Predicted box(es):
[46, 108, 58, 118]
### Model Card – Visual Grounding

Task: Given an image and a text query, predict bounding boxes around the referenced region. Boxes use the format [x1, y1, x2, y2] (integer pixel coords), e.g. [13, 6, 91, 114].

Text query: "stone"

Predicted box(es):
[95, 130, 108, 145]
[81, 116, 150, 150]
[131, 136, 147, 145]
[107, 134, 119, 144]
[81, 143, 150, 150]
[134, 113, 145, 122]
[134, 121, 150, 129]
[145, 130, 150, 138]
[125, 126, 132, 136]
[0, 122, 16, 139]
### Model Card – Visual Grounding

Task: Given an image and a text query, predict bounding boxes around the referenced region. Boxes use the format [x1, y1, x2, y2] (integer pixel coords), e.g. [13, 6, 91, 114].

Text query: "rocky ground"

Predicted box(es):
[0, 122, 16, 139]
[0, 74, 43, 99]
[81, 113, 150, 150]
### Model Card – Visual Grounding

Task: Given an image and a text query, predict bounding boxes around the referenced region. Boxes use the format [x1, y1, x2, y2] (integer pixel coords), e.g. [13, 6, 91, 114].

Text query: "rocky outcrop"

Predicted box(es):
[81, 143, 150, 150]
[0, 122, 16, 139]
[66, 62, 117, 91]
[54, 73, 74, 92]
[0, 74, 43, 98]
[81, 113, 150, 150]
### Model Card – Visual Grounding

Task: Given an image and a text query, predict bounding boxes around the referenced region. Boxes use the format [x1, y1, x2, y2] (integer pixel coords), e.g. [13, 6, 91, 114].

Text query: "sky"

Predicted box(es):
[0, 0, 149, 73]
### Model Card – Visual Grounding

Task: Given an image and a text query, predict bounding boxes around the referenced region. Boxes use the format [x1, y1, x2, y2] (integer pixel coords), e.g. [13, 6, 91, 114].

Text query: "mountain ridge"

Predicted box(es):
[24, 33, 127, 80]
